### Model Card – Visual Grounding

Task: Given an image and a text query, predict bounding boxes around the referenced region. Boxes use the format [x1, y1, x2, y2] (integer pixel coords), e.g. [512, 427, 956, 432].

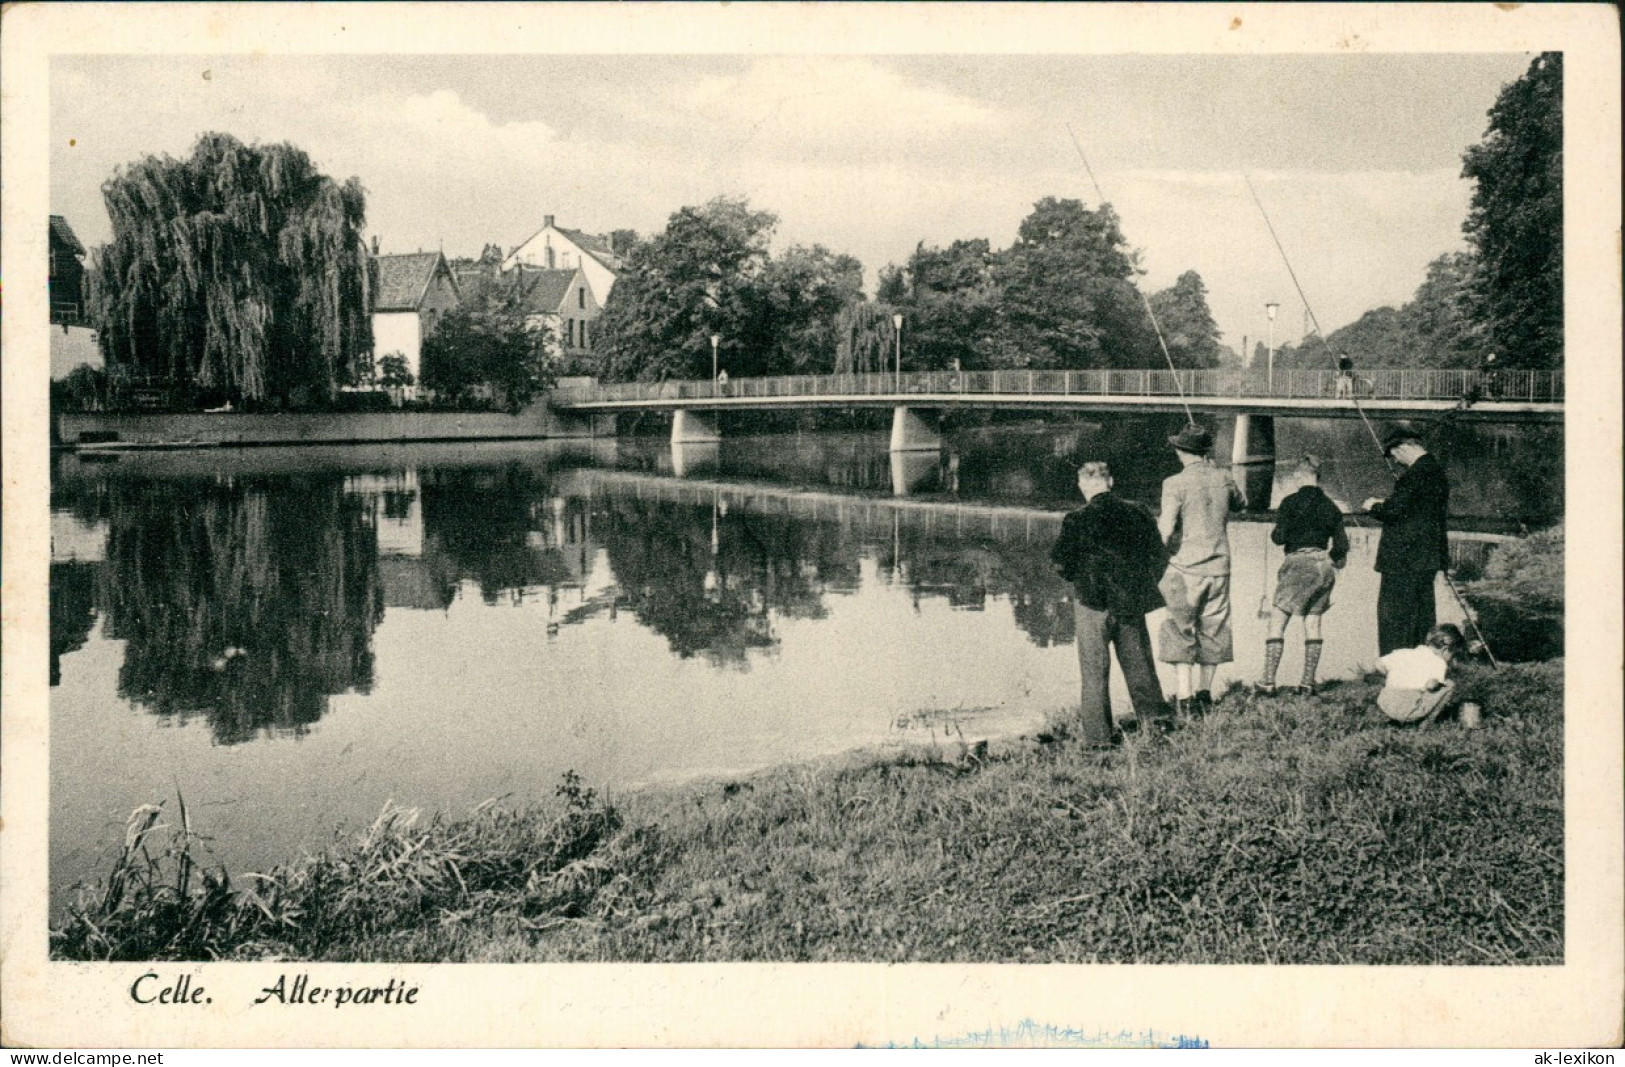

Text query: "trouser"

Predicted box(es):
[1157, 568, 1234, 665]
[1378, 681, 1456, 724]
[1074, 602, 1169, 744]
[1377, 569, 1438, 656]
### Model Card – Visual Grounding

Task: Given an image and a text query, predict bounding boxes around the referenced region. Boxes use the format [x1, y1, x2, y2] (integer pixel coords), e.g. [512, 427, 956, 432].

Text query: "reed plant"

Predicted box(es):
[53, 773, 628, 961]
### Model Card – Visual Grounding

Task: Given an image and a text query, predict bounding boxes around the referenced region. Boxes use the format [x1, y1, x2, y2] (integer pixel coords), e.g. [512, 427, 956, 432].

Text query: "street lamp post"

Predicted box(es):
[892, 314, 904, 393]
[1265, 302, 1280, 392]
[710, 334, 720, 392]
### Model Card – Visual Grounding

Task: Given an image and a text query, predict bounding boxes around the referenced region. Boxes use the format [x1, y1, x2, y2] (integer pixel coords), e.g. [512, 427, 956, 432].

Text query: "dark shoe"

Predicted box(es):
[1174, 697, 1199, 720]
[1115, 717, 1141, 736]
[1194, 690, 1213, 715]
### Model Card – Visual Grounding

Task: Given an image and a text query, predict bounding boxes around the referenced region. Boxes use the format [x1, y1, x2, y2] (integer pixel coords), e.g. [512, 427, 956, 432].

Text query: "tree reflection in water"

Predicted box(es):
[594, 496, 841, 667]
[50, 561, 101, 687]
[418, 465, 576, 604]
[100, 476, 383, 744]
[593, 487, 1076, 666]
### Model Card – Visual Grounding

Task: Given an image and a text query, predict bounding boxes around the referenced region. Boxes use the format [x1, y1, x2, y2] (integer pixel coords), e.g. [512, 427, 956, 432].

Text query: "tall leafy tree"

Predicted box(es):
[889, 238, 1001, 371]
[991, 198, 1153, 370]
[1460, 52, 1562, 368]
[596, 196, 777, 382]
[1273, 251, 1484, 372]
[420, 274, 554, 410]
[738, 244, 864, 376]
[1147, 270, 1224, 368]
[90, 132, 372, 407]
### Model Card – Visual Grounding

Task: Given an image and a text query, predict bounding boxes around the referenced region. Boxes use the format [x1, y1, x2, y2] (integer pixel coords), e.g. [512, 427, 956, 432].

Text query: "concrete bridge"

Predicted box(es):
[553, 366, 1561, 445]
[551, 366, 1560, 511]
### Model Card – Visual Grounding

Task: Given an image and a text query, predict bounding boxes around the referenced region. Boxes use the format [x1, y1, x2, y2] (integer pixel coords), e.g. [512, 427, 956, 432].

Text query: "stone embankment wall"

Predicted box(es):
[58, 404, 613, 447]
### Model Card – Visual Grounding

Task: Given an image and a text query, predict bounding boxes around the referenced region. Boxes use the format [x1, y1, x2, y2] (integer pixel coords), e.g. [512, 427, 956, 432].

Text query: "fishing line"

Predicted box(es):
[1245, 174, 1499, 665]
[1242, 173, 1395, 475]
[1065, 123, 1195, 425]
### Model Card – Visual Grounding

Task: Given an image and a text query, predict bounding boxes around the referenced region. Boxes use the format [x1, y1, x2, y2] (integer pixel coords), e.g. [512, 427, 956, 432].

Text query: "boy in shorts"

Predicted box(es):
[1256, 455, 1348, 697]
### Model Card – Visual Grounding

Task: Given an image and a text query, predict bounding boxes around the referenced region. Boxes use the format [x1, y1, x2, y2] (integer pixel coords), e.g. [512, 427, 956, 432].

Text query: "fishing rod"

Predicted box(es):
[1242, 173, 1396, 476]
[1245, 174, 1499, 665]
[1065, 123, 1195, 425]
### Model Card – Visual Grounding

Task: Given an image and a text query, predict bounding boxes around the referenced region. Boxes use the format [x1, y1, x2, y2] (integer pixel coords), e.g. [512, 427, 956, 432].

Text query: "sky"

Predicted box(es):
[50, 52, 1537, 354]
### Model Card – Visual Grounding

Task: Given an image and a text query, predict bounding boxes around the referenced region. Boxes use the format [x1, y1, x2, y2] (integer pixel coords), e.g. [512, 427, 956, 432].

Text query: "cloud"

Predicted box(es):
[50, 55, 1484, 351]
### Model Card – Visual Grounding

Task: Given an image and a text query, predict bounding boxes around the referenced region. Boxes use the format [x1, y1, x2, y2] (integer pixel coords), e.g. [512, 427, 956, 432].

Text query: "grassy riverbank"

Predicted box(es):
[54, 660, 1563, 965]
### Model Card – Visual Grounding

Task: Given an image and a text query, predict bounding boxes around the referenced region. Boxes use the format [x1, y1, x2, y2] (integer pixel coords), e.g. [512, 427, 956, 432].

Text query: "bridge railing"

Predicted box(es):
[555, 368, 1564, 404]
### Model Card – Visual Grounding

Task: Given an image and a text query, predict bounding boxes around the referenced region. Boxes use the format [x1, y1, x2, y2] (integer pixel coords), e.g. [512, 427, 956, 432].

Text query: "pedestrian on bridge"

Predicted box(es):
[1362, 428, 1451, 656]
[1335, 354, 1356, 399]
[1255, 454, 1348, 697]
[1156, 423, 1246, 718]
[1050, 461, 1174, 746]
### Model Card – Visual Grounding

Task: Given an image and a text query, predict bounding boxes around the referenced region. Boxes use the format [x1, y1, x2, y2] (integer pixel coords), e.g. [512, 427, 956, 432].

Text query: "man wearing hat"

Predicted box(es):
[1156, 422, 1246, 716]
[1362, 427, 1451, 655]
[1051, 461, 1174, 746]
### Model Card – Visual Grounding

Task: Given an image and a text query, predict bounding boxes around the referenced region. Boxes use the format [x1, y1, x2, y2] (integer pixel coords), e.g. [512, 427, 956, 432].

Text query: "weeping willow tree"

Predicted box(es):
[832, 300, 898, 375]
[91, 133, 372, 407]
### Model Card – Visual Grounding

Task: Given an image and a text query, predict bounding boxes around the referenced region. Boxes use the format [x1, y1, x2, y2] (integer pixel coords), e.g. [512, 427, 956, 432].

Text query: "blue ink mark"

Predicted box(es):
[860, 1020, 1209, 1049]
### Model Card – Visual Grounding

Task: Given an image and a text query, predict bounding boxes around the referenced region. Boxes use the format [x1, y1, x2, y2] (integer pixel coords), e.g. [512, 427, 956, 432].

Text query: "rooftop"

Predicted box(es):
[372, 252, 451, 312]
[50, 215, 86, 257]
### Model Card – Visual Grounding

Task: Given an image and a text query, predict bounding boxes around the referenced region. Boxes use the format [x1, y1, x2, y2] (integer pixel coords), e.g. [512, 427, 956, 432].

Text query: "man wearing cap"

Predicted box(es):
[1156, 423, 1246, 716]
[1362, 428, 1451, 655]
[1051, 461, 1174, 745]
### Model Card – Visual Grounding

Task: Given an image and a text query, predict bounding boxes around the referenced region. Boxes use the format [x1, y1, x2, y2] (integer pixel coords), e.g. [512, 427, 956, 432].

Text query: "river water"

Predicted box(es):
[48, 415, 1562, 911]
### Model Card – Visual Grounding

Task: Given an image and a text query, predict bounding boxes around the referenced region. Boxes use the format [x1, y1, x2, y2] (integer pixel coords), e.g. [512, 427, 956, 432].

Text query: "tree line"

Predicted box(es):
[1269, 53, 1561, 374]
[78, 53, 1560, 410]
[594, 193, 1230, 384]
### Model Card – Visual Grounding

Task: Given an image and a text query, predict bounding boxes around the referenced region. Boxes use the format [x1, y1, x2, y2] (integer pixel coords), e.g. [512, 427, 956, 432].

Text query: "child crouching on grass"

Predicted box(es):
[1376, 623, 1465, 724]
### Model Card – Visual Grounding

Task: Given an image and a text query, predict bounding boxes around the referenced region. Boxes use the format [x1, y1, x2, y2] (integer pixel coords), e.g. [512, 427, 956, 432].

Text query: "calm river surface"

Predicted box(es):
[49, 415, 1561, 910]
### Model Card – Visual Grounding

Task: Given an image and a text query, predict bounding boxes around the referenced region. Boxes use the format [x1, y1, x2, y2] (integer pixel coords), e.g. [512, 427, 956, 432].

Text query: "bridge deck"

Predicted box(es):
[552, 368, 1562, 423]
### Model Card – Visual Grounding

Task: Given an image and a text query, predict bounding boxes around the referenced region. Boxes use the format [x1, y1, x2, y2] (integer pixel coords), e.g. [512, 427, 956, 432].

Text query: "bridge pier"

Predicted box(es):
[670, 441, 720, 478]
[889, 451, 940, 497]
[889, 406, 942, 453]
[1230, 413, 1276, 511]
[671, 409, 721, 445]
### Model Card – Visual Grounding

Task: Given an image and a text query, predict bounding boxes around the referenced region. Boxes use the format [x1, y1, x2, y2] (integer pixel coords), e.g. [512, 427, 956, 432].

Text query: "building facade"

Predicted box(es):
[501, 216, 623, 307]
[370, 250, 461, 394]
[509, 265, 601, 361]
[49, 215, 87, 325]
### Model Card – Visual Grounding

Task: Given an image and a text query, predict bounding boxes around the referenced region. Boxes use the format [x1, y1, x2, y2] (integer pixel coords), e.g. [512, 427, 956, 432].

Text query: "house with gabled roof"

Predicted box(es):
[369, 249, 460, 392]
[501, 215, 624, 307]
[50, 215, 88, 325]
[508, 265, 600, 359]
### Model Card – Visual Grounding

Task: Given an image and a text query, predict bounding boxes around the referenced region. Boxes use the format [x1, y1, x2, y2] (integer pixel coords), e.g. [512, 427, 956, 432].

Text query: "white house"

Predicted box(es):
[501, 216, 623, 306]
[370, 250, 460, 391]
[509, 266, 601, 358]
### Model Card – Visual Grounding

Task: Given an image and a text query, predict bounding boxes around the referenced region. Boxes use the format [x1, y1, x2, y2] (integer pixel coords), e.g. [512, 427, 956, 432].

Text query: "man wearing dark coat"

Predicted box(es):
[1362, 428, 1451, 656]
[1050, 461, 1174, 746]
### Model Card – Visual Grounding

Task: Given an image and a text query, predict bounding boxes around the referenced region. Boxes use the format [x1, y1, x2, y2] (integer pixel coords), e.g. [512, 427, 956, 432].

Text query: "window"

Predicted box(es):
[580, 322, 589, 350]
[578, 287, 585, 309]
[566, 319, 575, 347]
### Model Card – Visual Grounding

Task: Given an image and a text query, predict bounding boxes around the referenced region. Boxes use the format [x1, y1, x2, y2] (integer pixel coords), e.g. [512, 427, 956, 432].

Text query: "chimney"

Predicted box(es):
[544, 214, 555, 229]
[371, 235, 380, 255]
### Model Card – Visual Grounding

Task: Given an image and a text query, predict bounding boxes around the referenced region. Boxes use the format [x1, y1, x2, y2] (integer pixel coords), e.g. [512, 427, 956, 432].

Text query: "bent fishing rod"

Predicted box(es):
[1244, 174, 1498, 666]
[1065, 123, 1195, 426]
